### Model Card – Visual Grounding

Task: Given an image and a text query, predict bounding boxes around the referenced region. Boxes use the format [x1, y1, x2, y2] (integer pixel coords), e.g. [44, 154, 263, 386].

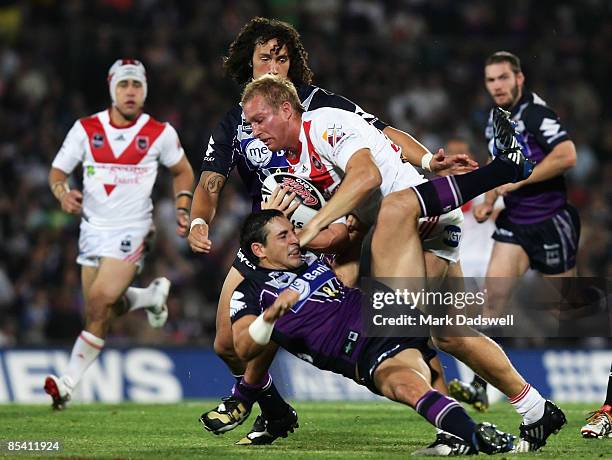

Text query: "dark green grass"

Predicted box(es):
[0, 401, 608, 459]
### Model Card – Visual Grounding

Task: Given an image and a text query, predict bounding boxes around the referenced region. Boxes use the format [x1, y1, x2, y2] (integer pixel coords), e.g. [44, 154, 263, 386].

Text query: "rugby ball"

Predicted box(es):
[261, 173, 326, 228]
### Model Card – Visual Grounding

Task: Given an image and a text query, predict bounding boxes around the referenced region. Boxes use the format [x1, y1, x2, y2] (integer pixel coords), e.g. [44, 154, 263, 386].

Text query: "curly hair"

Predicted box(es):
[223, 17, 313, 87]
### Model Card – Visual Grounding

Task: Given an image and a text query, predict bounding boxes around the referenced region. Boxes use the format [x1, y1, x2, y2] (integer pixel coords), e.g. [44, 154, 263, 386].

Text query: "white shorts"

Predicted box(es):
[418, 208, 463, 263]
[76, 219, 153, 271]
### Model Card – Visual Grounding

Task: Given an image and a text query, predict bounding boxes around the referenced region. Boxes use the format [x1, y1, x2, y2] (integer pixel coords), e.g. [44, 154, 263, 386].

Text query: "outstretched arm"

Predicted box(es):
[384, 126, 477, 175]
[188, 171, 226, 253]
[233, 289, 299, 361]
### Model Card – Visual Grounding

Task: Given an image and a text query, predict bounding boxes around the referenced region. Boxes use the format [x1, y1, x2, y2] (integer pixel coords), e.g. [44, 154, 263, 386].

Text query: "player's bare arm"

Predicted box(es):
[299, 149, 381, 247]
[49, 167, 82, 215]
[169, 155, 195, 237]
[233, 289, 299, 361]
[188, 171, 226, 253]
[303, 223, 349, 253]
[384, 126, 477, 175]
[496, 140, 576, 196]
[473, 189, 499, 223]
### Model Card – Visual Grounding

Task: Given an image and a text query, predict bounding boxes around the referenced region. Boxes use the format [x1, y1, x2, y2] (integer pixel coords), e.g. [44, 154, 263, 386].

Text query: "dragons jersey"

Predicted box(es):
[201, 84, 388, 210]
[285, 107, 425, 225]
[485, 92, 572, 224]
[230, 254, 367, 379]
[52, 109, 184, 227]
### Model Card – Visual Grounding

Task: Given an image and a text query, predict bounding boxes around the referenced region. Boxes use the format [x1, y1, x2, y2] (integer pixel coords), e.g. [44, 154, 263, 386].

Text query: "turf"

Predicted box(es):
[0, 401, 608, 459]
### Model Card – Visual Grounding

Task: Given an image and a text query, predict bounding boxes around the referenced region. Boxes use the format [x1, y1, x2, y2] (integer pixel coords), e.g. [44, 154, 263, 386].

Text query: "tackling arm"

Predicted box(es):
[304, 223, 349, 253]
[513, 140, 576, 186]
[384, 126, 477, 174]
[299, 149, 381, 247]
[496, 140, 576, 196]
[233, 289, 299, 361]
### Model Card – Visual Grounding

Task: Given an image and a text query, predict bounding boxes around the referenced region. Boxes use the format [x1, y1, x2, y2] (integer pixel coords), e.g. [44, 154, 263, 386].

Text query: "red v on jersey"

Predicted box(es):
[80, 115, 166, 195]
[303, 120, 335, 192]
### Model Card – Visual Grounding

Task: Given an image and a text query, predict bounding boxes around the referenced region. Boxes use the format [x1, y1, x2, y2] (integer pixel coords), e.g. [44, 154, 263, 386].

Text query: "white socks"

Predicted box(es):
[509, 383, 546, 425]
[125, 285, 156, 311]
[64, 330, 105, 388]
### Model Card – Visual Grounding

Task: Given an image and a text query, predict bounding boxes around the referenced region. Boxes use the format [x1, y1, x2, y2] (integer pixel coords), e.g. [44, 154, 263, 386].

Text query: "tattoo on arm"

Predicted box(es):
[200, 171, 225, 194]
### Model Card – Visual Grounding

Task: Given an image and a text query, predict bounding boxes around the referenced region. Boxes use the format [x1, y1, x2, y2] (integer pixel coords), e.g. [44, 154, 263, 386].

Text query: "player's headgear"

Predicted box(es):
[107, 59, 147, 104]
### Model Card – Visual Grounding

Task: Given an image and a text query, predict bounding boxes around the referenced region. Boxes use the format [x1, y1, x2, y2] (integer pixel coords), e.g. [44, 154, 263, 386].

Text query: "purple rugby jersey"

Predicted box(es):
[230, 254, 367, 379]
[485, 92, 571, 224]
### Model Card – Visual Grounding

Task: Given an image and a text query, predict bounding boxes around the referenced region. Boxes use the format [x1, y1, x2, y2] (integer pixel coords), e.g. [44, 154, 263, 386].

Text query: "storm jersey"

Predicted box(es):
[485, 92, 571, 224]
[52, 109, 184, 227]
[230, 254, 367, 379]
[201, 85, 388, 210]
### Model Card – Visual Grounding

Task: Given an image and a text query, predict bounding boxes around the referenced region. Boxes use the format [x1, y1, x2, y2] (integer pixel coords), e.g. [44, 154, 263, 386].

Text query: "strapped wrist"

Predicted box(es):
[175, 190, 194, 200]
[51, 181, 70, 201]
[420, 152, 433, 172]
[248, 313, 276, 345]
[190, 217, 207, 231]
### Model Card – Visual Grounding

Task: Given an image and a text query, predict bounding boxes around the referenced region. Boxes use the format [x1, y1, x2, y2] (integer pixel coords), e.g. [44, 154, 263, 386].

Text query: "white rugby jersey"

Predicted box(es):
[286, 107, 425, 223]
[52, 109, 184, 227]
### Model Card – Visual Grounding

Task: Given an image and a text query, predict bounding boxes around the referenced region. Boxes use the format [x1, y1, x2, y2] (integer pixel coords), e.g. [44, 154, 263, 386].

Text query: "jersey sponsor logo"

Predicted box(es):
[342, 330, 360, 357]
[442, 225, 462, 248]
[230, 291, 247, 317]
[323, 124, 345, 147]
[136, 136, 149, 152]
[265, 271, 297, 289]
[289, 278, 311, 301]
[244, 138, 273, 168]
[120, 235, 132, 253]
[92, 133, 105, 149]
[236, 247, 257, 271]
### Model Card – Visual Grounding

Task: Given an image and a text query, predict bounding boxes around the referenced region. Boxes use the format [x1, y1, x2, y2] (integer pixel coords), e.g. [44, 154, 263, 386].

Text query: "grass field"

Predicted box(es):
[0, 401, 608, 459]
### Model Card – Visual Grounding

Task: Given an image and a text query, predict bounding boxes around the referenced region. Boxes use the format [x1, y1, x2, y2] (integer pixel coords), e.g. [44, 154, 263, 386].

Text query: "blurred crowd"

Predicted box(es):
[0, 0, 610, 347]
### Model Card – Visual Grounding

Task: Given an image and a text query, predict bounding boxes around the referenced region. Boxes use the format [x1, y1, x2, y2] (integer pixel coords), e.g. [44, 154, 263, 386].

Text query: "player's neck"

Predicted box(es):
[286, 118, 302, 153]
[109, 106, 142, 128]
[259, 260, 284, 270]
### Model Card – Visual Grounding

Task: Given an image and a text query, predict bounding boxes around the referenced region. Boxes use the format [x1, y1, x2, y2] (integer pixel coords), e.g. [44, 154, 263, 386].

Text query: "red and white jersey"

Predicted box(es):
[287, 107, 425, 223]
[52, 109, 184, 227]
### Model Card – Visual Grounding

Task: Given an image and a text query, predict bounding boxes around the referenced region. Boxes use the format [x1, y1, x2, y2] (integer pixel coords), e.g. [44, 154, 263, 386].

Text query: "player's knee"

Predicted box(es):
[87, 287, 121, 311]
[213, 333, 237, 361]
[378, 193, 419, 229]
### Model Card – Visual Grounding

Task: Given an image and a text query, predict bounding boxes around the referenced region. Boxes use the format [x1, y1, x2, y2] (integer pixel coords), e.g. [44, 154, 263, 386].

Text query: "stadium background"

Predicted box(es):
[0, 0, 610, 403]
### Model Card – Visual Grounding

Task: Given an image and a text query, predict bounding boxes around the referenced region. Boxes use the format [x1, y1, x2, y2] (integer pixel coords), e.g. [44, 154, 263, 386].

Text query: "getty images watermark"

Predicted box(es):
[361, 277, 611, 338]
[370, 287, 514, 327]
